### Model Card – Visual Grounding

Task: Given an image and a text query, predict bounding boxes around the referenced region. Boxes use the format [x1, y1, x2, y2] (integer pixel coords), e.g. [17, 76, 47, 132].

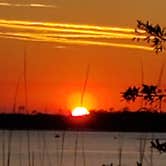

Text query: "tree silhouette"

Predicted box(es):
[121, 20, 166, 112]
[121, 84, 166, 112]
[155, 88, 166, 113]
[121, 86, 140, 102]
[134, 20, 166, 53]
[140, 84, 157, 104]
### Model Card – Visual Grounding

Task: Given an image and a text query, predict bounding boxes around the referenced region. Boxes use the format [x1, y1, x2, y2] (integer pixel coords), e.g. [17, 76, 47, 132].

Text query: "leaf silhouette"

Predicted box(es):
[134, 20, 166, 53]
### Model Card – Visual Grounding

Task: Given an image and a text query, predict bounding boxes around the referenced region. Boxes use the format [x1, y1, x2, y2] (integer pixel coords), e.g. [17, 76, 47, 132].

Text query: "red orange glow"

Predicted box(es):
[71, 106, 90, 116]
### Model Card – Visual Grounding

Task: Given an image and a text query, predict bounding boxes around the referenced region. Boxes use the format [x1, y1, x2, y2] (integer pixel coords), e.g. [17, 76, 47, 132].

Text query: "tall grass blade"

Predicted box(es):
[31, 151, 35, 166]
[81, 133, 86, 166]
[60, 131, 65, 166]
[27, 130, 31, 166]
[80, 64, 90, 106]
[74, 132, 79, 166]
[7, 130, 13, 166]
[19, 131, 22, 166]
[54, 133, 60, 166]
[137, 136, 147, 166]
[118, 133, 123, 166]
[2, 130, 6, 166]
[41, 132, 46, 166]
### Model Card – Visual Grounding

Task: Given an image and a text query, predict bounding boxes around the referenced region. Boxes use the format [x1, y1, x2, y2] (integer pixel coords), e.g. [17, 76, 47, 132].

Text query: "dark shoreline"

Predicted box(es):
[0, 111, 166, 132]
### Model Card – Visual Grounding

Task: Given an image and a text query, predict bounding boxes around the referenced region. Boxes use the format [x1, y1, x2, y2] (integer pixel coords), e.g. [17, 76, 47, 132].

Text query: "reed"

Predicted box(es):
[18, 131, 22, 166]
[54, 133, 60, 166]
[41, 131, 52, 166]
[149, 134, 154, 166]
[137, 136, 147, 166]
[27, 130, 31, 166]
[81, 133, 86, 166]
[117, 134, 123, 166]
[7, 130, 13, 166]
[74, 131, 79, 166]
[37, 131, 42, 166]
[41, 132, 46, 166]
[76, 64, 90, 166]
[60, 131, 65, 166]
[118, 146, 122, 166]
[150, 141, 154, 166]
[45, 143, 52, 166]
[2, 130, 6, 166]
[31, 151, 35, 166]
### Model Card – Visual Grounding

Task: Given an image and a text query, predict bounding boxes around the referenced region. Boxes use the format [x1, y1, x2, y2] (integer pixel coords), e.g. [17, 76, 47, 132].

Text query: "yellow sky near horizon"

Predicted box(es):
[0, 0, 166, 113]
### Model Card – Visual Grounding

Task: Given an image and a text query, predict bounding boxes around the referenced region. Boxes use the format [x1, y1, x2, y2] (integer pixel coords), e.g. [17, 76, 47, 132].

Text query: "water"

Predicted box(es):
[0, 130, 166, 166]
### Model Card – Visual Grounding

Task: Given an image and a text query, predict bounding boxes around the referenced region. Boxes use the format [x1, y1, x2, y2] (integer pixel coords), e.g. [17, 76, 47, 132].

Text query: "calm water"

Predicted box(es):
[0, 130, 166, 166]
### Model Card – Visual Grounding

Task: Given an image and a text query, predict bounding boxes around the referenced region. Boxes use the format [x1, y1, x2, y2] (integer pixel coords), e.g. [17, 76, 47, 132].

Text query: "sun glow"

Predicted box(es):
[71, 107, 90, 117]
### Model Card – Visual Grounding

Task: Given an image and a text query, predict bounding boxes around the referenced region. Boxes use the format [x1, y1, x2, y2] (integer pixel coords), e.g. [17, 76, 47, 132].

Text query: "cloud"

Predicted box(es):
[0, 2, 57, 8]
[0, 19, 151, 51]
[0, 32, 152, 51]
[54, 46, 66, 49]
[0, 19, 134, 33]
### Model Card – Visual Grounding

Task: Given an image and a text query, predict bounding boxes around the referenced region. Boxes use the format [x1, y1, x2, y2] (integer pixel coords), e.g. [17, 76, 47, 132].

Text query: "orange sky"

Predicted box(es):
[0, 0, 166, 113]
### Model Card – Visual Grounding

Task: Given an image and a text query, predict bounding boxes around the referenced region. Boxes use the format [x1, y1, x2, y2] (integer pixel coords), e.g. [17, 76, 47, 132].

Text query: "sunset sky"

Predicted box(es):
[0, 0, 166, 114]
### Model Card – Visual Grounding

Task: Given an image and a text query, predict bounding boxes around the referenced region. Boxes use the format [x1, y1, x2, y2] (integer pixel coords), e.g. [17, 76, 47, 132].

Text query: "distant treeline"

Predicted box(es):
[0, 111, 166, 132]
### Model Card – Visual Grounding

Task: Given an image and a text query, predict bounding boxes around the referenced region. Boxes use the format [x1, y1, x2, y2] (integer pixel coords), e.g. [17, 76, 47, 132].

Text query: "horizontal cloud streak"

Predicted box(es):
[0, 19, 150, 51]
[0, 19, 135, 33]
[0, 2, 56, 8]
[0, 32, 152, 51]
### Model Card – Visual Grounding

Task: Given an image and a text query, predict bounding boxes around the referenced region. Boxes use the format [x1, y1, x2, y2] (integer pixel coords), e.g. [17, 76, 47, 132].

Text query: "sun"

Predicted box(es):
[71, 106, 90, 117]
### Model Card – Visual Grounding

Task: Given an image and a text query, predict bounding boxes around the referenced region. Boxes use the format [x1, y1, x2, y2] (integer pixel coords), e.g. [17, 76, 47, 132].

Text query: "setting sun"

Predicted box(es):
[71, 106, 90, 116]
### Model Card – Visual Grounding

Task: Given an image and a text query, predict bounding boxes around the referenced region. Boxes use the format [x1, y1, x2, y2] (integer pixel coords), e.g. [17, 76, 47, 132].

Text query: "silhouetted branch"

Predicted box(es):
[121, 84, 166, 112]
[121, 86, 140, 102]
[134, 20, 166, 53]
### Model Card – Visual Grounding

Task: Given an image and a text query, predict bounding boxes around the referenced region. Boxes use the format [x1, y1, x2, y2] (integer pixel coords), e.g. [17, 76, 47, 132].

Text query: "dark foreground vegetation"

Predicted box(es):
[0, 111, 166, 132]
